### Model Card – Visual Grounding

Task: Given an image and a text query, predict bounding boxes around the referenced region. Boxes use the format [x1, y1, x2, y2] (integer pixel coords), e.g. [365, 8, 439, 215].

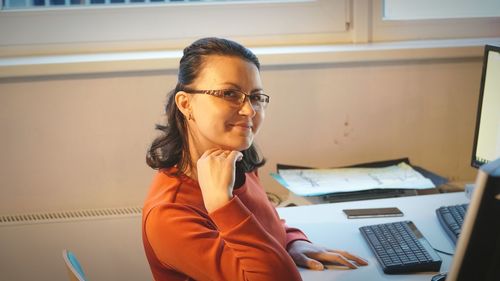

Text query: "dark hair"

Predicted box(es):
[146, 37, 265, 174]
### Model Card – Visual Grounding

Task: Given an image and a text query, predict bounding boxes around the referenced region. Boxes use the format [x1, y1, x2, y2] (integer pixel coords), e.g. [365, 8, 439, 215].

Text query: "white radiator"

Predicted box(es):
[0, 206, 142, 226]
[0, 207, 152, 281]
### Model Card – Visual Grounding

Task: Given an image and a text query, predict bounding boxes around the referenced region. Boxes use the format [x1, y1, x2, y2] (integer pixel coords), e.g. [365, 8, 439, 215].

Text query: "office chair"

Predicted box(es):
[62, 249, 88, 281]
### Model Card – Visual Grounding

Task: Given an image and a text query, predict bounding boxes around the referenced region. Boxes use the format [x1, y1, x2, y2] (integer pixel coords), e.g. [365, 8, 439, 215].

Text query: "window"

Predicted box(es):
[372, 0, 500, 41]
[0, 0, 350, 56]
[383, 0, 500, 20]
[2, 0, 272, 10]
[1, 0, 500, 78]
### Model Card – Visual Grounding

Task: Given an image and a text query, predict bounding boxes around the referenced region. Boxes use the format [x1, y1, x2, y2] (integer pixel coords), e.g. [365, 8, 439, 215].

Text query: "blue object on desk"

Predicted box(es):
[62, 249, 87, 281]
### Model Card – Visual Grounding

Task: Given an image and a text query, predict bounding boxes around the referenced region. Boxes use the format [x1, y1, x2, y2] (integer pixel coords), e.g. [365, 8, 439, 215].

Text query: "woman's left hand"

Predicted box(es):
[287, 240, 368, 270]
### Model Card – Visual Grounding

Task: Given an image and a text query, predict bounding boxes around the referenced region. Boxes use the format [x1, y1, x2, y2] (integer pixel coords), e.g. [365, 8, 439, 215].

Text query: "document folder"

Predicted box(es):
[275, 158, 447, 203]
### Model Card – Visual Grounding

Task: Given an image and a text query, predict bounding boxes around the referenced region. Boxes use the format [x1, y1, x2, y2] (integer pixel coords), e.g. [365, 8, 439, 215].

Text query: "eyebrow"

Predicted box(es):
[221, 82, 263, 93]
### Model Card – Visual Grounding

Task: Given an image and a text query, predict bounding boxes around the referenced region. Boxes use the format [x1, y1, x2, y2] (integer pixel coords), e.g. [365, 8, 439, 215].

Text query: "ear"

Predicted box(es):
[175, 91, 191, 119]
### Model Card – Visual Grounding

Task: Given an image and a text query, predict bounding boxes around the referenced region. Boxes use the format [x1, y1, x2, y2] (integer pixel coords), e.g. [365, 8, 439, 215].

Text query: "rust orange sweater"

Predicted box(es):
[142, 168, 307, 281]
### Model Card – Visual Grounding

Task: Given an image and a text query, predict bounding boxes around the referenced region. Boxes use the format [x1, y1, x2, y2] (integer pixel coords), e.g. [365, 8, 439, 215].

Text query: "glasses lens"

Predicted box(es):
[221, 89, 245, 104]
[250, 94, 269, 109]
[219, 89, 269, 110]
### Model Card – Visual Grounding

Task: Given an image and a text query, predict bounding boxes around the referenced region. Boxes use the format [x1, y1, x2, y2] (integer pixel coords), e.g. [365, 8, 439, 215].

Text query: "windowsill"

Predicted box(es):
[1, 37, 499, 79]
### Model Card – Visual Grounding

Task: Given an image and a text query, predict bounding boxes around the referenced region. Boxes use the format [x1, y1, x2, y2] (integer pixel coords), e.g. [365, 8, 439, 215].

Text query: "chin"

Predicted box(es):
[224, 138, 253, 151]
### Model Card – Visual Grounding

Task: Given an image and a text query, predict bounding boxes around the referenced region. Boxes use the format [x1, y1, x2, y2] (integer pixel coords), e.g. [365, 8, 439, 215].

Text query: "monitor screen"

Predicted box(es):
[471, 45, 500, 168]
[446, 157, 500, 281]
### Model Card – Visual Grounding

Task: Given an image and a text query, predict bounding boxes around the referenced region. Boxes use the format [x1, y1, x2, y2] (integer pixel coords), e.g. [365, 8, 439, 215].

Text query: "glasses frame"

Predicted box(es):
[182, 88, 270, 110]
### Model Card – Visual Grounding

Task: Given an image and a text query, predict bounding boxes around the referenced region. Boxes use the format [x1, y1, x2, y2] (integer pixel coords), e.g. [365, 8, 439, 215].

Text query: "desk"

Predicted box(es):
[277, 192, 469, 281]
[0, 192, 467, 281]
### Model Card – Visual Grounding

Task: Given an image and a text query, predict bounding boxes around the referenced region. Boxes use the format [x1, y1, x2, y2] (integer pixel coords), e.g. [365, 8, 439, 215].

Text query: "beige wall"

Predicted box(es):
[0, 58, 481, 214]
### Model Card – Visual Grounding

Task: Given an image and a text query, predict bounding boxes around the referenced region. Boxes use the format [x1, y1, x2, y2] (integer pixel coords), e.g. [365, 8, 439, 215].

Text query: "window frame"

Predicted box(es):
[1, 0, 500, 79]
[371, 0, 500, 42]
[0, 0, 351, 56]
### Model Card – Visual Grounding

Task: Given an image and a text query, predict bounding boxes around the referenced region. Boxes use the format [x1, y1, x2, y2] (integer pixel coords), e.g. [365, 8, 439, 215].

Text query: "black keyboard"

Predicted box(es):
[435, 203, 469, 244]
[359, 221, 442, 274]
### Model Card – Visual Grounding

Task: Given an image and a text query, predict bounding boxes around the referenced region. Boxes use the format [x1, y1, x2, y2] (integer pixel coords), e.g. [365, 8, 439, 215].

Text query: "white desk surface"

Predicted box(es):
[277, 192, 469, 281]
[0, 192, 468, 281]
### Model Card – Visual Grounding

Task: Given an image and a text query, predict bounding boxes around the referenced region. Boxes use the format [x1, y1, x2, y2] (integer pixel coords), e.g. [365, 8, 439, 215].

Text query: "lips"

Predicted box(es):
[231, 123, 253, 129]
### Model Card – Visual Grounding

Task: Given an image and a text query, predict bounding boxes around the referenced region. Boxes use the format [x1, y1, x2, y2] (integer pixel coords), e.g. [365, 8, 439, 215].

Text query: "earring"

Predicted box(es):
[188, 112, 194, 121]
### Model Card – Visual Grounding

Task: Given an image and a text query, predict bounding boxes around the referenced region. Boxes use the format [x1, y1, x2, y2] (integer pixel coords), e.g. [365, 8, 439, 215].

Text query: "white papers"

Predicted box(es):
[274, 162, 435, 196]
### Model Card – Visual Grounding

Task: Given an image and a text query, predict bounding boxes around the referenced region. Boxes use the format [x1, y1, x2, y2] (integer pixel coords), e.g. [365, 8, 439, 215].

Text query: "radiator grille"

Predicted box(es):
[0, 206, 142, 226]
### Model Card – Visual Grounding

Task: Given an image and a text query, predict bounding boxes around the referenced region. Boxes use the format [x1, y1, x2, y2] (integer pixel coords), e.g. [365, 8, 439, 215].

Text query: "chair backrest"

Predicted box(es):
[62, 249, 88, 281]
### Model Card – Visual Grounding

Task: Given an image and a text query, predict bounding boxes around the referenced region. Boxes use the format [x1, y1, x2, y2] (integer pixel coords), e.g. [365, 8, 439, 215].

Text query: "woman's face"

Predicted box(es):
[183, 55, 265, 153]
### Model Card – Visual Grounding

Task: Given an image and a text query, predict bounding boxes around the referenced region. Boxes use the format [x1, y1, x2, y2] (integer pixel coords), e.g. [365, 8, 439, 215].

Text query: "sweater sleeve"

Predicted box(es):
[282, 221, 310, 249]
[144, 197, 302, 281]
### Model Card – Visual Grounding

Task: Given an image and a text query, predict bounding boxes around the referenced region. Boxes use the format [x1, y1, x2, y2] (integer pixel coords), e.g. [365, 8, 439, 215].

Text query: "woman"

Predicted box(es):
[142, 37, 367, 281]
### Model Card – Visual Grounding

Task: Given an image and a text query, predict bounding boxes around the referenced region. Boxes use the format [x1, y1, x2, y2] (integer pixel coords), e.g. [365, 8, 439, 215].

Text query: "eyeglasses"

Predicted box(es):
[182, 88, 270, 111]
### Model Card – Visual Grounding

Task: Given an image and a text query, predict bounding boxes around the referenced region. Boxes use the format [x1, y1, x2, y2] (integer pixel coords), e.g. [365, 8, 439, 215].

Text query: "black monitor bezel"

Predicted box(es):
[471, 44, 500, 168]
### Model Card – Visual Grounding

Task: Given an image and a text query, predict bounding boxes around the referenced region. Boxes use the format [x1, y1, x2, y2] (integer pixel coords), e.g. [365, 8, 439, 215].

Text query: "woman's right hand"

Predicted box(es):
[196, 148, 243, 213]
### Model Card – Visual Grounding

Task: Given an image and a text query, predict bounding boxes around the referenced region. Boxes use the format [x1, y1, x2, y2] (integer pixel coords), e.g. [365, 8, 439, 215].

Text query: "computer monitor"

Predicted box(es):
[446, 157, 500, 281]
[471, 44, 500, 168]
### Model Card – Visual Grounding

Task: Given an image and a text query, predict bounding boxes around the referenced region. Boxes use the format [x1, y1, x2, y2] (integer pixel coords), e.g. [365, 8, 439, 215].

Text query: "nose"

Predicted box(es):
[238, 97, 257, 117]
